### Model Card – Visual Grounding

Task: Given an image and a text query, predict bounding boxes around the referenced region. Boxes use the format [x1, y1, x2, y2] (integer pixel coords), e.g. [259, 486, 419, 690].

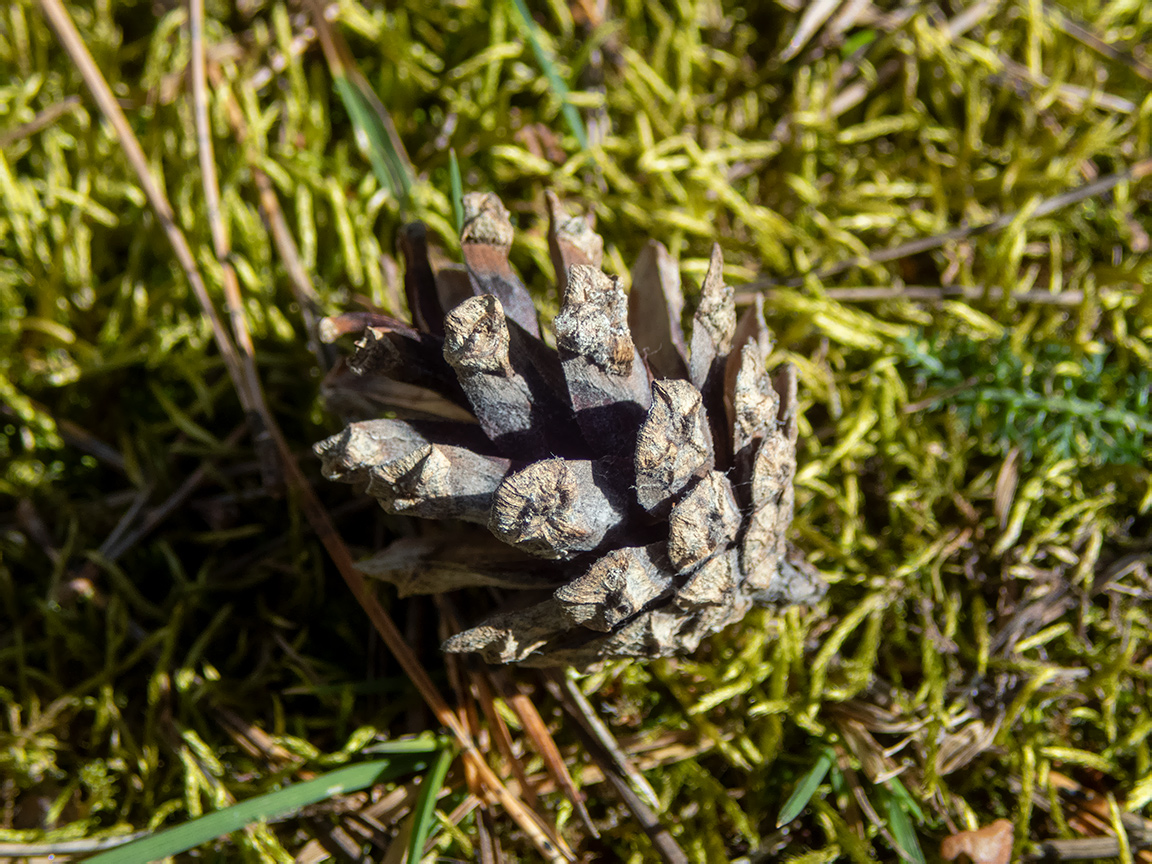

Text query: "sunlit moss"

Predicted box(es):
[1, 0, 1150, 860]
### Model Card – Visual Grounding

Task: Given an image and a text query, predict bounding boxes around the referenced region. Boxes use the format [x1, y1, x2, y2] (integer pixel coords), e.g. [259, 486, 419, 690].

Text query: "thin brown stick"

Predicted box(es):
[493, 673, 599, 838]
[735, 285, 1115, 307]
[547, 677, 688, 864]
[40, 1, 569, 858]
[1046, 5, 1152, 84]
[547, 671, 660, 810]
[206, 63, 326, 369]
[0, 95, 82, 147]
[748, 158, 1152, 291]
[37, 0, 248, 401]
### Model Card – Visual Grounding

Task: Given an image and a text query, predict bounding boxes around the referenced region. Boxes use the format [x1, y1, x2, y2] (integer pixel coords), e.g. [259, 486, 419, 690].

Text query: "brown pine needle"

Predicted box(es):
[439, 596, 543, 811]
[38, 0, 570, 858]
[548, 677, 689, 864]
[471, 666, 541, 810]
[493, 671, 600, 839]
[748, 157, 1152, 290]
[0, 95, 82, 148]
[546, 670, 660, 811]
[204, 62, 327, 369]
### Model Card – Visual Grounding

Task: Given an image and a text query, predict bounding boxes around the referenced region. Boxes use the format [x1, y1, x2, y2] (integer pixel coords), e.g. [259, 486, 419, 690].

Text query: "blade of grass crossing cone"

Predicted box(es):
[508, 0, 588, 150]
[86, 757, 432, 863]
[409, 745, 456, 862]
[449, 148, 465, 236]
[333, 73, 411, 202]
[777, 747, 835, 826]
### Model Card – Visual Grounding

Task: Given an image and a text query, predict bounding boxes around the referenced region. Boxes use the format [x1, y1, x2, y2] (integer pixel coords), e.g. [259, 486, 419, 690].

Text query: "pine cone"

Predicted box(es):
[315, 192, 824, 667]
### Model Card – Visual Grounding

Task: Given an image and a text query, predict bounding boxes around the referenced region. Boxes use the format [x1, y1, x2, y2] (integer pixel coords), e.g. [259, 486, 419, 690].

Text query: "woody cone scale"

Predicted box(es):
[315, 192, 824, 667]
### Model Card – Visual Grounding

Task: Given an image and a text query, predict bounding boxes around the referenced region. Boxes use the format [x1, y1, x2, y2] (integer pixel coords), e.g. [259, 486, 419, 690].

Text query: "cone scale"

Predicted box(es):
[316, 192, 823, 667]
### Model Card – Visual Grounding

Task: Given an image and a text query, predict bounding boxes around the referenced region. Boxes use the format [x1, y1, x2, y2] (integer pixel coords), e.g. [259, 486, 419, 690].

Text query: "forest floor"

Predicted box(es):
[2, 0, 1152, 861]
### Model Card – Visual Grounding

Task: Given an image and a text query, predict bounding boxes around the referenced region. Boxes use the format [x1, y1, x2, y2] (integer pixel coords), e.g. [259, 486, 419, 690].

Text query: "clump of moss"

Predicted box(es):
[1, 0, 1150, 860]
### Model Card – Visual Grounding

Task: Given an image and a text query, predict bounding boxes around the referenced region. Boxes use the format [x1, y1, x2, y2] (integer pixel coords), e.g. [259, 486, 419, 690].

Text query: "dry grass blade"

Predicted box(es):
[34, 0, 246, 400]
[798, 2, 989, 132]
[548, 678, 688, 864]
[38, 1, 570, 858]
[779, 0, 844, 61]
[0, 834, 151, 857]
[102, 424, 246, 561]
[190, 0, 230, 315]
[599, 770, 688, 864]
[189, 0, 281, 492]
[1047, 5, 1152, 83]
[734, 285, 1105, 306]
[211, 704, 297, 769]
[993, 447, 1021, 532]
[493, 672, 599, 839]
[750, 158, 1152, 290]
[476, 807, 505, 864]
[202, 63, 327, 369]
[0, 94, 81, 147]
[547, 671, 660, 811]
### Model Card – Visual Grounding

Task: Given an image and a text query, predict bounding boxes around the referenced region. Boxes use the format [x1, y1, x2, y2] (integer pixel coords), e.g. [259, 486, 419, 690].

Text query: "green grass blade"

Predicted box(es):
[86, 758, 429, 863]
[508, 0, 589, 150]
[332, 75, 412, 202]
[449, 148, 464, 236]
[777, 747, 835, 826]
[883, 789, 926, 864]
[407, 745, 455, 863]
[885, 776, 926, 824]
[361, 736, 443, 755]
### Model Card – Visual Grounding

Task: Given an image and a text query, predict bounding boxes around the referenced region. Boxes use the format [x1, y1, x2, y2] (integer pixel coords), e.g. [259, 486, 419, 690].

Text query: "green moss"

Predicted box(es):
[1, 0, 1151, 860]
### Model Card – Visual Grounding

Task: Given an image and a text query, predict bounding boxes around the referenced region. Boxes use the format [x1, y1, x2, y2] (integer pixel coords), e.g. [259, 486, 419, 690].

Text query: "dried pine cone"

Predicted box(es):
[315, 192, 824, 667]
